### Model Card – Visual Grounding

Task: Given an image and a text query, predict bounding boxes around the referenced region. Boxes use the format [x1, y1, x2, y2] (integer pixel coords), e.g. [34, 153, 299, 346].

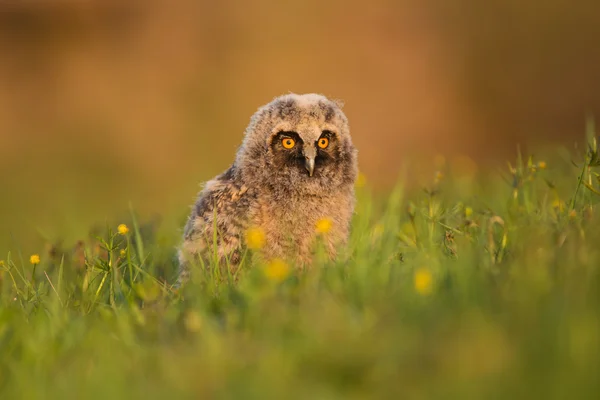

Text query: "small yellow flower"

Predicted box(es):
[315, 217, 333, 234]
[568, 209, 577, 219]
[30, 254, 40, 265]
[538, 161, 547, 170]
[119, 249, 127, 258]
[117, 224, 129, 235]
[0, 260, 5, 268]
[465, 206, 473, 218]
[264, 258, 290, 283]
[245, 227, 266, 250]
[434, 171, 444, 184]
[355, 172, 367, 188]
[414, 267, 433, 296]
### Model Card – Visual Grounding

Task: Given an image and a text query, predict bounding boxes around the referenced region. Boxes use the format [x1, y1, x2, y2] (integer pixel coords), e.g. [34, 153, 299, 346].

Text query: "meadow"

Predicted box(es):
[1, 132, 600, 399]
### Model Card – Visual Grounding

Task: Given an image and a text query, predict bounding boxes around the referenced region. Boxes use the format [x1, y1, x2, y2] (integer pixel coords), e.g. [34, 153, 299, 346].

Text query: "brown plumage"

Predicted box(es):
[177, 93, 358, 285]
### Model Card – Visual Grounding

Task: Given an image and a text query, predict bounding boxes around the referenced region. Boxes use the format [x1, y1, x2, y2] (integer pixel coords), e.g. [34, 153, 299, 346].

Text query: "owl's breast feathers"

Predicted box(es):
[253, 188, 354, 264]
[180, 163, 353, 266]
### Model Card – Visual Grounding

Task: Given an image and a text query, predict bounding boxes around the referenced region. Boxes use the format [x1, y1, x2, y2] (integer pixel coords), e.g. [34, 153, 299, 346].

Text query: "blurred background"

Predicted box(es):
[1, 0, 599, 254]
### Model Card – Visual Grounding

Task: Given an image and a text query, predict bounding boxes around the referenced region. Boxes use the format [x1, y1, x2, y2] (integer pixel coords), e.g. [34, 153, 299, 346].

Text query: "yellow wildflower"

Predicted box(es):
[30, 254, 40, 265]
[264, 258, 290, 283]
[355, 172, 367, 188]
[315, 217, 333, 234]
[0, 260, 4, 267]
[245, 227, 266, 250]
[120, 249, 127, 258]
[414, 267, 433, 296]
[465, 206, 473, 218]
[538, 161, 547, 170]
[117, 224, 129, 235]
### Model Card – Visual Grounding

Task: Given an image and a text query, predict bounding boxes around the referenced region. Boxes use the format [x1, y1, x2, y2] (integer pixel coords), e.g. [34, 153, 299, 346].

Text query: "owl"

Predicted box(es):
[177, 93, 358, 285]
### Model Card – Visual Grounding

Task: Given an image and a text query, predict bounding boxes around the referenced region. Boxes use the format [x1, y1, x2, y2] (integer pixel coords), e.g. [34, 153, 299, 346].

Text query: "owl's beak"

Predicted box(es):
[305, 156, 315, 177]
[303, 147, 316, 177]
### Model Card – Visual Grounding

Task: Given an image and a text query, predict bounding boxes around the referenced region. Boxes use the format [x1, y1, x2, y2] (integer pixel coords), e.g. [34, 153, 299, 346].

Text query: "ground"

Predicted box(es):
[1, 138, 600, 399]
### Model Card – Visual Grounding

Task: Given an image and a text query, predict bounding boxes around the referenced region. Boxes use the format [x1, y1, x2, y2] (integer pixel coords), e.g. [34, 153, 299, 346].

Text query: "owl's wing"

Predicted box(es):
[177, 166, 250, 284]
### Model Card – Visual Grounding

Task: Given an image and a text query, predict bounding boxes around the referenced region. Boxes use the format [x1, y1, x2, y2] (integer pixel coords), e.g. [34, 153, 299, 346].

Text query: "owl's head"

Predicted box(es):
[236, 93, 358, 196]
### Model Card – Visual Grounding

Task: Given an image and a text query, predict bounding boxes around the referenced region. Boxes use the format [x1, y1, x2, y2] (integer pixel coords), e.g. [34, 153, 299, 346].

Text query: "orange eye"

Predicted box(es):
[317, 137, 329, 149]
[281, 138, 295, 149]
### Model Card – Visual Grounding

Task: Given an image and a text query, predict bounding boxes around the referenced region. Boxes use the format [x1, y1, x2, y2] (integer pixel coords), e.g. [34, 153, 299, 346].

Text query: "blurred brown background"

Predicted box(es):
[1, 0, 599, 253]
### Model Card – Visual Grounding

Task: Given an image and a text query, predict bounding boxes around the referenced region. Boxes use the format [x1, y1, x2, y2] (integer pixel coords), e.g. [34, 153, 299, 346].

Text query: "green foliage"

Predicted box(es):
[2, 140, 600, 399]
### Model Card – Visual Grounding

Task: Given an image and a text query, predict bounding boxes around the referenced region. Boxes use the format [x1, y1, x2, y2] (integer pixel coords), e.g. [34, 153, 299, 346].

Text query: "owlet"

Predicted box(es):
[178, 93, 358, 284]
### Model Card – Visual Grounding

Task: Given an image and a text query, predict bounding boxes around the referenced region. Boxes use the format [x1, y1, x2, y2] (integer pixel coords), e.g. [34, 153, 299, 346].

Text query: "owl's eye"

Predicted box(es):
[281, 138, 296, 149]
[317, 137, 329, 149]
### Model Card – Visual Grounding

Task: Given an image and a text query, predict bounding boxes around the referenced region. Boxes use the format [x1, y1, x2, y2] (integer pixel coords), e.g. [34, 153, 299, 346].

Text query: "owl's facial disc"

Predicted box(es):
[238, 94, 357, 195]
[271, 130, 337, 178]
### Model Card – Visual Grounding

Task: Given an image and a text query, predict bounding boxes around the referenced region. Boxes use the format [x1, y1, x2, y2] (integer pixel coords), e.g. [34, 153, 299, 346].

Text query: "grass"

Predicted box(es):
[1, 134, 600, 399]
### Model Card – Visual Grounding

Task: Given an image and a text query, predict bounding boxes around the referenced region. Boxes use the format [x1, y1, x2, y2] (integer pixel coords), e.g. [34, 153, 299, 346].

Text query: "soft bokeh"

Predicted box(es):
[1, 0, 599, 253]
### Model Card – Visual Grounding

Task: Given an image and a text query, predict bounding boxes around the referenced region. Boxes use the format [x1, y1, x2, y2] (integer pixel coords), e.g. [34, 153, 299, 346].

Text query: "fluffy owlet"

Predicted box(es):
[177, 93, 358, 284]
